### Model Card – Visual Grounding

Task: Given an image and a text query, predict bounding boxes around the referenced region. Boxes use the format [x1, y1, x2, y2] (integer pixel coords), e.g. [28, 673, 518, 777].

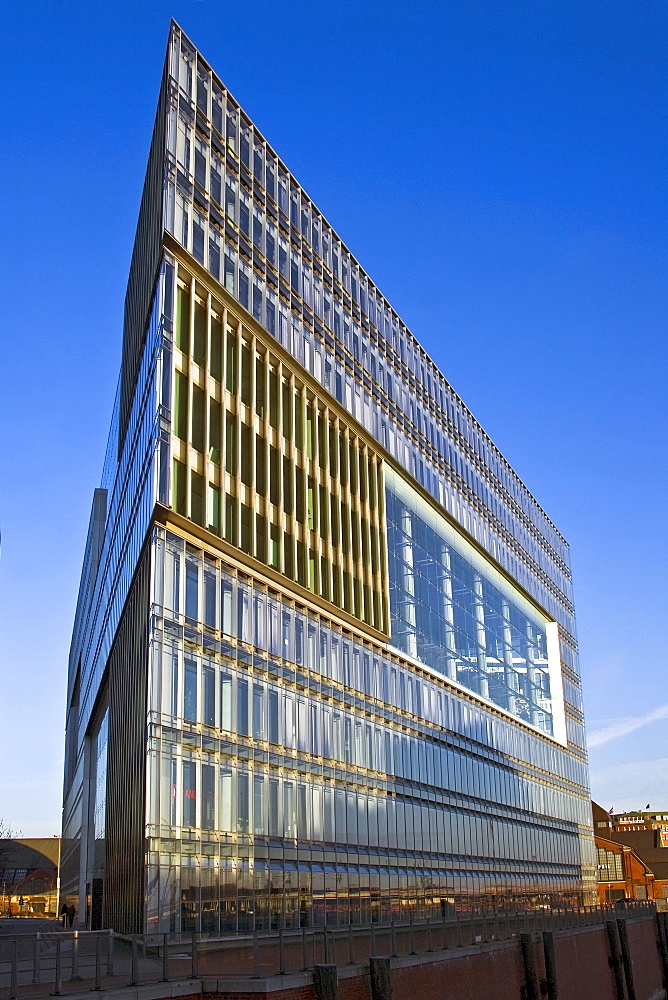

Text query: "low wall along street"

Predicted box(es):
[198, 914, 668, 1000]
[1, 907, 667, 1000]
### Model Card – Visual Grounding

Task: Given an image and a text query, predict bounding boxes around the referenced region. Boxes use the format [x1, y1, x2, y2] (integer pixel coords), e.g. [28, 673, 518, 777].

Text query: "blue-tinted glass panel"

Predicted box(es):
[184, 659, 197, 722]
[385, 475, 554, 736]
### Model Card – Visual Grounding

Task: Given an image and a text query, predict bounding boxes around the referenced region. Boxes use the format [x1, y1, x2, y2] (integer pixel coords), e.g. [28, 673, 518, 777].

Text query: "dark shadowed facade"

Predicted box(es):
[61, 22, 595, 933]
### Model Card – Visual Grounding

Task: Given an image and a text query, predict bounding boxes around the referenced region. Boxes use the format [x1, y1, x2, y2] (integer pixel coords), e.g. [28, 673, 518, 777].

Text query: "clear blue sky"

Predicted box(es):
[1, 0, 666, 835]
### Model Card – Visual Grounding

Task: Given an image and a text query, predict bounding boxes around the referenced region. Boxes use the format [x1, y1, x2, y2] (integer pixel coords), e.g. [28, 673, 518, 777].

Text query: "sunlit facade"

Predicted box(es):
[61, 21, 595, 933]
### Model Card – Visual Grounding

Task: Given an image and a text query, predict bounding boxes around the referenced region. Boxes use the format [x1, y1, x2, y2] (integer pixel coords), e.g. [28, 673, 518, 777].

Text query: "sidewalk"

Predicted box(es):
[0, 922, 62, 936]
[0, 977, 200, 1000]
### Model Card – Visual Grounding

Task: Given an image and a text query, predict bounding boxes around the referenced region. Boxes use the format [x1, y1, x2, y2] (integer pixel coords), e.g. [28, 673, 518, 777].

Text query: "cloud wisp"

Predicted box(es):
[588, 703, 668, 748]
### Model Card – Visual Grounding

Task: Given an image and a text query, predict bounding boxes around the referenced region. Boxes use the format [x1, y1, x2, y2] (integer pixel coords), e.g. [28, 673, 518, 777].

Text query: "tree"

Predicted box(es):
[0, 818, 22, 916]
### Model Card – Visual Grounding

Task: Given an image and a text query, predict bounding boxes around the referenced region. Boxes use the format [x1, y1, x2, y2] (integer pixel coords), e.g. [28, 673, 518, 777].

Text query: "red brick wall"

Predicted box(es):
[195, 915, 666, 1000]
[391, 948, 523, 1000]
[551, 926, 616, 1000]
[339, 976, 371, 1000]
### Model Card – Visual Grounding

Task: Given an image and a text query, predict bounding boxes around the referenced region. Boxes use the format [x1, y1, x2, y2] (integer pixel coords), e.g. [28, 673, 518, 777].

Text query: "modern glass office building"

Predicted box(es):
[61, 21, 595, 933]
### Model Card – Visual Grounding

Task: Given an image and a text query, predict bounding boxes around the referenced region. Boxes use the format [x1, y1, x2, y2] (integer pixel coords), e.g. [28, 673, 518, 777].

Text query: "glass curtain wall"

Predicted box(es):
[163, 23, 577, 650]
[168, 263, 387, 633]
[145, 527, 593, 932]
[385, 474, 555, 734]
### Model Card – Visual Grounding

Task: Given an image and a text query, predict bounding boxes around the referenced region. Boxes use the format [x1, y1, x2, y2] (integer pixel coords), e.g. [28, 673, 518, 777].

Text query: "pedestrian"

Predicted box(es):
[60, 903, 68, 928]
[67, 904, 76, 928]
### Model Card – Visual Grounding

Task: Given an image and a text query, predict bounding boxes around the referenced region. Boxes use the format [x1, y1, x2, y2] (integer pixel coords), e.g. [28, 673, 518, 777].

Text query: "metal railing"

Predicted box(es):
[0, 900, 656, 997]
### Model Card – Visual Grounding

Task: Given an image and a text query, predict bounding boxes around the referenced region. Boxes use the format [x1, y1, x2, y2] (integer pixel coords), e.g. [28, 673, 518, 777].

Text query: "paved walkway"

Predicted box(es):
[0, 922, 63, 936]
[0, 933, 174, 997]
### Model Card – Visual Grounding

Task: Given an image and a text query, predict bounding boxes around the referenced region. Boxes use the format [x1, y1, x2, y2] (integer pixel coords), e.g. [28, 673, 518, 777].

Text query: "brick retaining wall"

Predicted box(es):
[199, 913, 668, 1000]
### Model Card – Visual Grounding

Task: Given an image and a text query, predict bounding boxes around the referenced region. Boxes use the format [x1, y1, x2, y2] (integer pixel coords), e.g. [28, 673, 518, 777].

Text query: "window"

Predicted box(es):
[201, 764, 215, 830]
[182, 761, 197, 828]
[184, 659, 197, 722]
[185, 561, 199, 620]
[204, 665, 215, 726]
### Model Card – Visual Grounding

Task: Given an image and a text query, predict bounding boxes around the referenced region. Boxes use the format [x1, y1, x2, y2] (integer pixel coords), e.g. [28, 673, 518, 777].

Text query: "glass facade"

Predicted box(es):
[62, 21, 595, 933]
[168, 262, 387, 632]
[145, 527, 589, 931]
[386, 470, 557, 735]
[165, 27, 576, 641]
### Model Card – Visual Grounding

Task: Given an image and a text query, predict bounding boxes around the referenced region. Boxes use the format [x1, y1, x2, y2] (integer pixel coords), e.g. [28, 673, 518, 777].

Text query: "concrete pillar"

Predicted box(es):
[313, 964, 339, 1000]
[370, 956, 393, 1000]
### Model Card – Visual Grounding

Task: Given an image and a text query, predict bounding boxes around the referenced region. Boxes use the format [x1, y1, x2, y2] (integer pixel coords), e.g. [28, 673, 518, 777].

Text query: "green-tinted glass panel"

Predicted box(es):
[352, 512, 361, 562]
[353, 577, 362, 618]
[240, 503, 253, 554]
[240, 424, 252, 486]
[270, 524, 280, 569]
[343, 571, 353, 613]
[295, 393, 304, 451]
[307, 477, 316, 531]
[306, 401, 314, 460]
[372, 590, 381, 628]
[211, 315, 223, 382]
[224, 494, 237, 545]
[241, 343, 252, 405]
[269, 370, 279, 430]
[361, 516, 370, 565]
[321, 556, 331, 602]
[283, 455, 293, 515]
[191, 471, 204, 526]
[283, 531, 294, 579]
[330, 495, 340, 547]
[359, 452, 368, 503]
[363, 583, 372, 624]
[226, 332, 238, 393]
[332, 563, 342, 607]
[308, 550, 316, 592]
[225, 412, 237, 475]
[319, 484, 329, 540]
[192, 385, 205, 453]
[296, 467, 305, 523]
[256, 434, 267, 496]
[318, 415, 327, 471]
[176, 286, 191, 353]
[209, 399, 221, 463]
[296, 540, 307, 588]
[282, 382, 292, 440]
[208, 485, 221, 534]
[368, 457, 377, 510]
[269, 446, 280, 506]
[256, 514, 267, 563]
[340, 437, 348, 488]
[370, 529, 379, 576]
[329, 425, 338, 479]
[173, 459, 187, 515]
[341, 500, 350, 556]
[194, 301, 207, 368]
[256, 358, 266, 418]
[349, 441, 358, 493]
[174, 371, 188, 442]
